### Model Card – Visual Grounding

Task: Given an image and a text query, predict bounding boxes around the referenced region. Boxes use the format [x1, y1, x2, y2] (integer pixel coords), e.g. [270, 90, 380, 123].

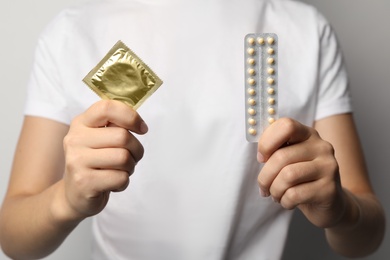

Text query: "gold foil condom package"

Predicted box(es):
[83, 40, 163, 110]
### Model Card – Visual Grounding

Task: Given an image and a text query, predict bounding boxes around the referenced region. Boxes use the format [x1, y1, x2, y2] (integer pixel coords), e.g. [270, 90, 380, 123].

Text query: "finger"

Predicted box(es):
[278, 178, 328, 210]
[77, 127, 144, 162]
[89, 169, 131, 193]
[85, 148, 138, 174]
[269, 161, 321, 203]
[258, 142, 316, 196]
[258, 118, 313, 162]
[80, 100, 148, 134]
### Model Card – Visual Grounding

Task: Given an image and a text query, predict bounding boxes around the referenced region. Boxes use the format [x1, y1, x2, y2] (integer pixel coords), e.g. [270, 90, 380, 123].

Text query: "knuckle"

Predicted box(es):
[324, 161, 340, 184]
[116, 149, 131, 165]
[63, 135, 71, 149]
[115, 128, 131, 146]
[273, 148, 289, 163]
[278, 117, 296, 133]
[137, 145, 145, 161]
[67, 169, 90, 191]
[128, 165, 136, 176]
[92, 100, 115, 122]
[317, 143, 339, 173]
[65, 152, 85, 171]
[283, 166, 298, 184]
[112, 172, 130, 192]
[280, 199, 296, 210]
[284, 188, 301, 206]
[63, 134, 78, 149]
[97, 100, 113, 114]
[64, 121, 86, 150]
[327, 158, 339, 173]
[70, 114, 82, 126]
[71, 172, 85, 187]
[320, 140, 335, 155]
[117, 171, 130, 185]
[127, 109, 139, 125]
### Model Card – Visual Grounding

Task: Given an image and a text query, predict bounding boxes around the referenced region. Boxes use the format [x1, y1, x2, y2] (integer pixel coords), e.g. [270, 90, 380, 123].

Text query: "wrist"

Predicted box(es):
[48, 181, 84, 231]
[329, 189, 361, 232]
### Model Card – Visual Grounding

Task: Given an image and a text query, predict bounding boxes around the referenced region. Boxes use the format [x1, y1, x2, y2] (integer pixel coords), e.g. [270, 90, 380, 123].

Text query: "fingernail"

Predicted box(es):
[257, 152, 265, 163]
[140, 121, 148, 133]
[259, 187, 266, 197]
[259, 187, 270, 197]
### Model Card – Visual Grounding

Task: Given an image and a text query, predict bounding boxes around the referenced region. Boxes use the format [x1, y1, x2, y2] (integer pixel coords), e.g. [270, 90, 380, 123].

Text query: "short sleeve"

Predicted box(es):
[24, 13, 72, 125]
[315, 12, 352, 120]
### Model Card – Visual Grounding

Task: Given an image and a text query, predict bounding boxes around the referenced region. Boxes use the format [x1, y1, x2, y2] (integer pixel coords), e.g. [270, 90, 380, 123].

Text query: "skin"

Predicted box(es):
[0, 100, 385, 259]
[257, 115, 385, 257]
[0, 100, 147, 259]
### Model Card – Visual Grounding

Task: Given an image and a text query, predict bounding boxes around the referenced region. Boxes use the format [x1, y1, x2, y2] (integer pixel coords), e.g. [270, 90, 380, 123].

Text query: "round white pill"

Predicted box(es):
[248, 108, 256, 115]
[267, 88, 275, 95]
[268, 117, 276, 124]
[247, 37, 255, 45]
[248, 98, 256, 106]
[257, 37, 265, 45]
[248, 78, 256, 85]
[248, 68, 256, 76]
[268, 107, 276, 115]
[248, 118, 256, 126]
[267, 77, 275, 85]
[248, 128, 257, 135]
[248, 88, 256, 96]
[267, 68, 275, 75]
[247, 48, 255, 55]
[247, 58, 256, 65]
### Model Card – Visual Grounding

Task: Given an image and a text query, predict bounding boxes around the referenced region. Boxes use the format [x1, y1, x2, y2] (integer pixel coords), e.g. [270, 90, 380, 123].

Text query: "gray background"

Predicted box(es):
[0, 0, 388, 259]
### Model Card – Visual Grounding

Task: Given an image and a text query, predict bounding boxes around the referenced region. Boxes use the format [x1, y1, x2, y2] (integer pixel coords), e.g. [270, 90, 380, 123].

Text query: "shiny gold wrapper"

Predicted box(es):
[83, 40, 163, 110]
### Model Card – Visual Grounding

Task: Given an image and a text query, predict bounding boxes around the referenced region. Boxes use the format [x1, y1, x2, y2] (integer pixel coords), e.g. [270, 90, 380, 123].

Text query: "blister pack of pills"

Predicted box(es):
[245, 33, 278, 142]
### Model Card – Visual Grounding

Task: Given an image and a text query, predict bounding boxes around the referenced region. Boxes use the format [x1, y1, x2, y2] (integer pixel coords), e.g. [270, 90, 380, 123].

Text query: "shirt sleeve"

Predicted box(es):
[314, 12, 352, 121]
[24, 12, 72, 125]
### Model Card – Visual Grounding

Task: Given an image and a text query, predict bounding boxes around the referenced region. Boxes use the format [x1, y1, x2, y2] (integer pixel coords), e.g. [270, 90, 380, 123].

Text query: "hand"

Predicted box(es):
[61, 100, 147, 220]
[257, 118, 346, 228]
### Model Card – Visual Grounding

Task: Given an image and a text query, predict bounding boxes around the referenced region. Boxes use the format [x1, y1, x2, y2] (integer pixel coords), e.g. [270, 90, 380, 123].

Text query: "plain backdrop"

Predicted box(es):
[0, 0, 388, 259]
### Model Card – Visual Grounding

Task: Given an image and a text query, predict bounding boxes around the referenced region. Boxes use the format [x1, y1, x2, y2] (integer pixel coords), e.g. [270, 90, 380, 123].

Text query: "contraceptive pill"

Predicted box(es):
[245, 33, 278, 142]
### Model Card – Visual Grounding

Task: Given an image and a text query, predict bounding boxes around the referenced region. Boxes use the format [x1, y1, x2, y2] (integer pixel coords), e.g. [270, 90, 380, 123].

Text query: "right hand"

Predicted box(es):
[61, 100, 147, 221]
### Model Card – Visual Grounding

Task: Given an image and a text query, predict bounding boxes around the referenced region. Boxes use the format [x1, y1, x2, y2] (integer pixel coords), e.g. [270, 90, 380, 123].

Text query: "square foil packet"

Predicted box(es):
[83, 40, 163, 110]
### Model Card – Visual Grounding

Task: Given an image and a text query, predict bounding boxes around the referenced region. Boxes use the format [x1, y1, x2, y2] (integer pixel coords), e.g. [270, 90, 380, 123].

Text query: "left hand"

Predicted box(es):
[257, 117, 346, 228]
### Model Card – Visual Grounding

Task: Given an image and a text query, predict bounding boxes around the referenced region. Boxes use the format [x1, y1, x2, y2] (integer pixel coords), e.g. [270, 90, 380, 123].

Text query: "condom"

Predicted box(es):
[83, 40, 163, 110]
[245, 33, 278, 142]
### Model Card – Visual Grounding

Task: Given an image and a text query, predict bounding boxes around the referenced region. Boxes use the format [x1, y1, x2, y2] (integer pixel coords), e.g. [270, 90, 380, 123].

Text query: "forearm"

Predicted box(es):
[325, 190, 385, 258]
[0, 180, 82, 260]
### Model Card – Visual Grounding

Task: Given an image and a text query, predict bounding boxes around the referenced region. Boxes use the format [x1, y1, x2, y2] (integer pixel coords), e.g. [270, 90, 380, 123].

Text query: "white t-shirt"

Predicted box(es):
[24, 0, 352, 259]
